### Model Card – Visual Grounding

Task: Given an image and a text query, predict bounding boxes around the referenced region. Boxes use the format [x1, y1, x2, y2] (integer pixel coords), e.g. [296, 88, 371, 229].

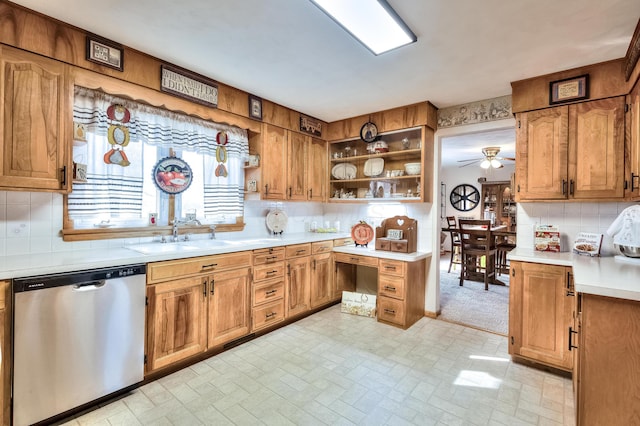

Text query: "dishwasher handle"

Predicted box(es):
[72, 280, 106, 291]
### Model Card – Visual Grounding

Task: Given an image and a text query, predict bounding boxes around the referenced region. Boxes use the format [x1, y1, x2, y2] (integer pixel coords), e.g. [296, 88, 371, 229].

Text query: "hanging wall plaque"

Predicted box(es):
[152, 156, 193, 194]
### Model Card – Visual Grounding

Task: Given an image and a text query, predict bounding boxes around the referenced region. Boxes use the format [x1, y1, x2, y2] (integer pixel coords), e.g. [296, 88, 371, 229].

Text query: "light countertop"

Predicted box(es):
[508, 248, 640, 302]
[333, 245, 432, 262]
[0, 232, 430, 280]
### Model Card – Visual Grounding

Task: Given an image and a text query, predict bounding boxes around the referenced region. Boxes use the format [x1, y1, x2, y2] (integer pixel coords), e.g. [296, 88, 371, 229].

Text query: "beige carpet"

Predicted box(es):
[438, 255, 509, 335]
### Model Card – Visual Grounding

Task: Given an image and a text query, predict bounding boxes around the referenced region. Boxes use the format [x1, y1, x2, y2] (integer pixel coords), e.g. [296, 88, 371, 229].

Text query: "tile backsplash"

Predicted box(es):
[0, 190, 633, 257]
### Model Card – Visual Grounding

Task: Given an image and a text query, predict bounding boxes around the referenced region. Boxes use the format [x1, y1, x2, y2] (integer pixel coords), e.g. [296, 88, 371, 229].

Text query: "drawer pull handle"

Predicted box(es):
[266, 270, 278, 276]
[568, 327, 578, 351]
[265, 312, 277, 320]
[350, 257, 359, 262]
[385, 266, 396, 271]
[384, 308, 396, 315]
[265, 289, 277, 296]
[384, 286, 396, 291]
[202, 263, 218, 269]
[266, 256, 278, 262]
[296, 249, 306, 255]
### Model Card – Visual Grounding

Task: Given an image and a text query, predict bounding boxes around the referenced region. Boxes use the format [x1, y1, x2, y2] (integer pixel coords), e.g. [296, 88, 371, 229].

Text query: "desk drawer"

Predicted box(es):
[333, 237, 353, 247]
[253, 279, 284, 306]
[285, 243, 311, 258]
[378, 274, 406, 300]
[377, 296, 406, 327]
[252, 299, 285, 331]
[312, 240, 333, 254]
[254, 263, 285, 281]
[334, 252, 378, 267]
[253, 247, 285, 265]
[379, 259, 405, 277]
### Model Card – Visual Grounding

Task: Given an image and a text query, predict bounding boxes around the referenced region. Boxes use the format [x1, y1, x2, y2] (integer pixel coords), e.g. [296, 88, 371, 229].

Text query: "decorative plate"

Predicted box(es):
[363, 158, 384, 177]
[152, 156, 193, 195]
[106, 104, 131, 123]
[360, 121, 378, 143]
[266, 209, 288, 233]
[331, 163, 357, 180]
[351, 221, 374, 246]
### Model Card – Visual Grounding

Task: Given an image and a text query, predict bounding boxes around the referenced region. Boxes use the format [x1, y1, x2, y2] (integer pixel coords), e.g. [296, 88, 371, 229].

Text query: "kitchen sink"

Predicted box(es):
[126, 242, 205, 254]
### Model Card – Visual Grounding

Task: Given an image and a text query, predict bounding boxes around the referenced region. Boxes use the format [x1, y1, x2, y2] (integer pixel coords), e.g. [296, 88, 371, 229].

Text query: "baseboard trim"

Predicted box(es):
[424, 310, 440, 319]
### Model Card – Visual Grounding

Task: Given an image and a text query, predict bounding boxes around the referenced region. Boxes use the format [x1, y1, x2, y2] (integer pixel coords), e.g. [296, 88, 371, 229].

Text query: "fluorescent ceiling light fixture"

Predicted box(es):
[310, 0, 417, 55]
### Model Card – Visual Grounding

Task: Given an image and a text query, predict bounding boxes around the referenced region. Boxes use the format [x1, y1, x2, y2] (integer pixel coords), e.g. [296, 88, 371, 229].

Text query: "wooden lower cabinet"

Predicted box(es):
[310, 252, 332, 308]
[146, 277, 207, 372]
[206, 267, 251, 347]
[286, 256, 310, 317]
[574, 294, 640, 425]
[377, 258, 425, 329]
[146, 253, 251, 373]
[509, 261, 574, 370]
[252, 247, 286, 332]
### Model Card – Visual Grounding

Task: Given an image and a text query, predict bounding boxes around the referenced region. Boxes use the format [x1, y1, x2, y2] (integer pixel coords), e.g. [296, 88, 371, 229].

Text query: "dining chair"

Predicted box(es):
[458, 219, 497, 291]
[445, 216, 461, 273]
[496, 234, 516, 276]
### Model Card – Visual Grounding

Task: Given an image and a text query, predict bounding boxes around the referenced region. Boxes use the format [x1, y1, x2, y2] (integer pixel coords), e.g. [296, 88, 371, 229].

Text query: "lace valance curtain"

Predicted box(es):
[69, 86, 248, 223]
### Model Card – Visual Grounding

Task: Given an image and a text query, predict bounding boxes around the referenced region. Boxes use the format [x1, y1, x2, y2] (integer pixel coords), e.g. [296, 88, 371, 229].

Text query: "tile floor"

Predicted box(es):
[62, 306, 575, 425]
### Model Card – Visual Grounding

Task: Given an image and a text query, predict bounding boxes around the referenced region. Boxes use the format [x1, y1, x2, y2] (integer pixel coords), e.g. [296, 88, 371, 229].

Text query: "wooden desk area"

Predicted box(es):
[333, 247, 430, 329]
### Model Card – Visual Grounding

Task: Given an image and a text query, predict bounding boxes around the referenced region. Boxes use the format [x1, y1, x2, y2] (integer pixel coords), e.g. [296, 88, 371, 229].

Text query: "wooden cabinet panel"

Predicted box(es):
[207, 267, 250, 347]
[285, 243, 311, 258]
[576, 294, 640, 425]
[252, 299, 285, 331]
[628, 84, 640, 199]
[286, 131, 307, 201]
[147, 252, 251, 283]
[286, 256, 310, 317]
[253, 247, 285, 265]
[311, 240, 333, 254]
[378, 296, 406, 327]
[0, 45, 69, 192]
[261, 123, 287, 199]
[310, 252, 332, 308]
[378, 274, 406, 300]
[308, 137, 327, 201]
[515, 107, 568, 200]
[378, 259, 405, 277]
[333, 237, 354, 247]
[146, 277, 207, 371]
[253, 262, 285, 281]
[509, 261, 574, 370]
[569, 97, 625, 199]
[334, 261, 356, 299]
[333, 252, 378, 267]
[0, 281, 9, 426]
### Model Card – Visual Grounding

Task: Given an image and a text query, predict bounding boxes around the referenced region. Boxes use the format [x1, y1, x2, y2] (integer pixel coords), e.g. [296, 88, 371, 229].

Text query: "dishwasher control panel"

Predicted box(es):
[13, 264, 147, 292]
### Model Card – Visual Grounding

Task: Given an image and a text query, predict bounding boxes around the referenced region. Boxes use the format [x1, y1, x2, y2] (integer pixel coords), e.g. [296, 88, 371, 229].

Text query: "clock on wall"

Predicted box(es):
[450, 184, 480, 212]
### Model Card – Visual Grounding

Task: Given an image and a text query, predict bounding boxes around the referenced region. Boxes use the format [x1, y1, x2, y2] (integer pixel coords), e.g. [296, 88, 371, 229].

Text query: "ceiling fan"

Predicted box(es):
[457, 146, 515, 169]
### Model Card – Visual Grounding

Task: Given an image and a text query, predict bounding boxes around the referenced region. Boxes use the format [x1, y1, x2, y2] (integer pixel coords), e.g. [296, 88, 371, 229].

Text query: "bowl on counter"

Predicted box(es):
[614, 243, 640, 258]
[404, 162, 421, 175]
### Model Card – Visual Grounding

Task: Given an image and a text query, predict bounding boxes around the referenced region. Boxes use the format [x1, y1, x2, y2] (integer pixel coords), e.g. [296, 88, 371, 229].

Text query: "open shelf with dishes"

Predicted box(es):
[328, 127, 425, 202]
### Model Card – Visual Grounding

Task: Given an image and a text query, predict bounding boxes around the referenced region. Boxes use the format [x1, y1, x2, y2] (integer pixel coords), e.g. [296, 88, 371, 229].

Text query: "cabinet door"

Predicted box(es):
[0, 281, 8, 426]
[629, 86, 640, 199]
[207, 267, 250, 348]
[509, 262, 573, 370]
[515, 107, 568, 200]
[569, 97, 625, 199]
[310, 252, 332, 308]
[146, 277, 207, 372]
[0, 46, 69, 192]
[286, 131, 307, 201]
[308, 137, 326, 201]
[286, 256, 310, 317]
[261, 123, 286, 199]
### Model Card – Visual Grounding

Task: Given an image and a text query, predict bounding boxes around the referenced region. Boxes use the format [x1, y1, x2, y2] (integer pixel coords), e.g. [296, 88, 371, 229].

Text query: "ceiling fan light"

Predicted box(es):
[480, 159, 491, 169]
[490, 159, 502, 168]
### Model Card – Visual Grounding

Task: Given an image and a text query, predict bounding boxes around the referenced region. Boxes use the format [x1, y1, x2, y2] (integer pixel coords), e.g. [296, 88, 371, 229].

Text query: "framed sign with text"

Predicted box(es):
[300, 114, 322, 137]
[160, 64, 218, 108]
[86, 35, 124, 71]
[549, 74, 589, 105]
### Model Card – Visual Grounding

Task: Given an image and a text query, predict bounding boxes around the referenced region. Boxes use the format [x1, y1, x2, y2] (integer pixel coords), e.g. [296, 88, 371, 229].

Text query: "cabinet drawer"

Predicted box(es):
[377, 296, 406, 327]
[378, 259, 405, 277]
[252, 299, 285, 331]
[253, 247, 285, 265]
[285, 243, 311, 258]
[253, 262, 285, 282]
[311, 240, 333, 254]
[378, 274, 406, 300]
[333, 252, 378, 267]
[253, 279, 285, 306]
[148, 251, 251, 283]
[333, 237, 353, 247]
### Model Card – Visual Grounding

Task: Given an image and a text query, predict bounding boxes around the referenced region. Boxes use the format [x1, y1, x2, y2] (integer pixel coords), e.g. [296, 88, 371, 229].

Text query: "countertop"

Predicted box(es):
[508, 248, 640, 302]
[333, 245, 432, 262]
[0, 232, 431, 280]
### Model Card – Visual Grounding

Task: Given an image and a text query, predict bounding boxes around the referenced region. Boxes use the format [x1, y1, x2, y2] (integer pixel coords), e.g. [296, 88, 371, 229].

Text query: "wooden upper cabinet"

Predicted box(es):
[627, 85, 640, 199]
[286, 131, 307, 201]
[261, 123, 287, 199]
[569, 97, 625, 199]
[516, 97, 625, 201]
[0, 45, 70, 192]
[308, 137, 326, 202]
[515, 106, 568, 200]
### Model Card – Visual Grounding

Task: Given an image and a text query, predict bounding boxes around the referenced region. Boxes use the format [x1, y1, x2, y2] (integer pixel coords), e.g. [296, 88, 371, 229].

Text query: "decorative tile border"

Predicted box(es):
[437, 95, 512, 129]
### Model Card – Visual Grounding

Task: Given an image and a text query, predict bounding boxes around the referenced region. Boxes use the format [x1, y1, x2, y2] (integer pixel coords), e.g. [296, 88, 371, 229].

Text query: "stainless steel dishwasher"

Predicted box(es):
[12, 264, 146, 426]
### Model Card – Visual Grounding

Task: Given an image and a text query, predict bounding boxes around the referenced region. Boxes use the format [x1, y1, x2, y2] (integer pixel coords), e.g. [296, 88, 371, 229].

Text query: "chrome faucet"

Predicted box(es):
[210, 224, 216, 239]
[172, 217, 180, 242]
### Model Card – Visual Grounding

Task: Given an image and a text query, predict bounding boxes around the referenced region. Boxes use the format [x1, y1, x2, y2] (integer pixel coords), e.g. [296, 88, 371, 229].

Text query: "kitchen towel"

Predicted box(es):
[606, 204, 640, 246]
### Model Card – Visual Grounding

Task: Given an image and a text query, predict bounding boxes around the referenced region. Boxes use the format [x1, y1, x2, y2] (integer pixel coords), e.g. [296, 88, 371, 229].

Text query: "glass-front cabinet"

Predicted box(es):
[328, 127, 425, 202]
